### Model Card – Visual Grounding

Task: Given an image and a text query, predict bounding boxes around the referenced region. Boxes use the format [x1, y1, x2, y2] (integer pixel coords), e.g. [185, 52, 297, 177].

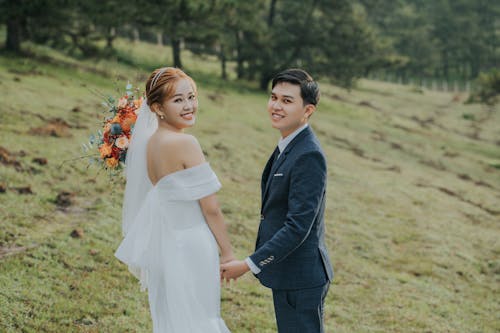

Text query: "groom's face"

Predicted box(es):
[267, 82, 315, 138]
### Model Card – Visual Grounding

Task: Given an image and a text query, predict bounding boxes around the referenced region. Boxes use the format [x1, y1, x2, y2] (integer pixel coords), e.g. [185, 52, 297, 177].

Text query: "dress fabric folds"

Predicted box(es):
[115, 163, 231, 333]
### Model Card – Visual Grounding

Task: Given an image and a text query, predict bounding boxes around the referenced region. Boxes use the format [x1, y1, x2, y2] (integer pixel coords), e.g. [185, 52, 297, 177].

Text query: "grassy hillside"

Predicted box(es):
[1, 40, 499, 333]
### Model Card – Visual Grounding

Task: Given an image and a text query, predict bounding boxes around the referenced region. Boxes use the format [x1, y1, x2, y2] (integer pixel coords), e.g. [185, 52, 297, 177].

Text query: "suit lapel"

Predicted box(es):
[262, 127, 312, 203]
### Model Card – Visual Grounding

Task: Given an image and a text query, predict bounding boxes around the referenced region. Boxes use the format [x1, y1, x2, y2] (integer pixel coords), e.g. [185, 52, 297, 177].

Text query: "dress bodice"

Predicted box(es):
[153, 162, 221, 201]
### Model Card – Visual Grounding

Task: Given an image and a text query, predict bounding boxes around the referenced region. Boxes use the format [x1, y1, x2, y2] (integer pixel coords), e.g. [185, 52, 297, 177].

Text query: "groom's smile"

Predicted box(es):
[271, 112, 285, 120]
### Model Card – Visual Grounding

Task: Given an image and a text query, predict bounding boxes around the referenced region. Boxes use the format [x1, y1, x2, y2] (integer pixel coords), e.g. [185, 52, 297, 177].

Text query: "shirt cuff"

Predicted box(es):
[245, 257, 261, 274]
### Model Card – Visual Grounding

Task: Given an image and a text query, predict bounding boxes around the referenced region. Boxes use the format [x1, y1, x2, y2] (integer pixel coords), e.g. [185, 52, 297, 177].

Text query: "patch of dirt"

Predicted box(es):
[371, 131, 386, 141]
[392, 124, 420, 134]
[55, 191, 75, 208]
[443, 151, 460, 158]
[8, 67, 44, 76]
[0, 146, 23, 171]
[327, 135, 365, 157]
[12, 186, 34, 194]
[326, 93, 349, 102]
[212, 143, 231, 157]
[419, 159, 447, 171]
[29, 118, 72, 137]
[358, 100, 381, 111]
[457, 173, 498, 191]
[451, 94, 463, 103]
[390, 142, 403, 150]
[207, 92, 224, 103]
[411, 116, 435, 128]
[70, 228, 84, 238]
[415, 182, 500, 216]
[32, 157, 48, 165]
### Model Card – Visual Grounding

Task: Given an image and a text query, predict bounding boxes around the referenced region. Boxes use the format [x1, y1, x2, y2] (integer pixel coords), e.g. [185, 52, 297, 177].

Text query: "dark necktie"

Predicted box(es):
[271, 147, 280, 166]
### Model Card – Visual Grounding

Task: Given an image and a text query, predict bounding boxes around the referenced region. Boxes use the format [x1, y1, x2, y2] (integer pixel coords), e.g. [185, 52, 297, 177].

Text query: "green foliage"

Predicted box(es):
[468, 69, 500, 105]
[363, 0, 500, 82]
[3, 0, 498, 88]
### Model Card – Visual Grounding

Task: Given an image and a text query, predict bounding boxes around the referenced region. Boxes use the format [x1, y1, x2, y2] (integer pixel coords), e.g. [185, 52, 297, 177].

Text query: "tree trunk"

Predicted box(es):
[268, 0, 278, 27]
[220, 43, 227, 80]
[172, 38, 183, 68]
[106, 27, 116, 49]
[259, 72, 273, 91]
[442, 50, 449, 81]
[133, 28, 140, 43]
[156, 32, 163, 46]
[6, 17, 22, 52]
[235, 31, 244, 79]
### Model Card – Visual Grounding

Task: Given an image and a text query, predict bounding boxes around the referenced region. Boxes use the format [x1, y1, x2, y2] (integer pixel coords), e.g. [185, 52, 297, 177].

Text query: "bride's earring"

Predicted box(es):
[160, 114, 165, 120]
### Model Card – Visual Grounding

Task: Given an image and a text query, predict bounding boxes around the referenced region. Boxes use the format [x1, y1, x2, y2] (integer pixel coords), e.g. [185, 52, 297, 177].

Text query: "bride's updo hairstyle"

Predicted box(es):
[145, 67, 197, 109]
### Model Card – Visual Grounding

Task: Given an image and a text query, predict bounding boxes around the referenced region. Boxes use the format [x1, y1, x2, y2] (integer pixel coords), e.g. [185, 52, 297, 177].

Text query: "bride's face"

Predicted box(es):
[159, 78, 198, 130]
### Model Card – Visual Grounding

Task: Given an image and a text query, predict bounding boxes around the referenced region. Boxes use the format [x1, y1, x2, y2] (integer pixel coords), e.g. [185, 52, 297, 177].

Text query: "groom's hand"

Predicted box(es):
[220, 260, 250, 283]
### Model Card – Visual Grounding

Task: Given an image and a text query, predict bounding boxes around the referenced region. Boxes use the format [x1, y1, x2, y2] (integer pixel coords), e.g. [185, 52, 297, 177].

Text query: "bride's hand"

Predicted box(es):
[220, 252, 236, 265]
[220, 260, 250, 282]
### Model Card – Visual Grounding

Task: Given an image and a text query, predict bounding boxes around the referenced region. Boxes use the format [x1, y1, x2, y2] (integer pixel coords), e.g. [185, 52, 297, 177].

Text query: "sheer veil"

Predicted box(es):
[122, 99, 158, 236]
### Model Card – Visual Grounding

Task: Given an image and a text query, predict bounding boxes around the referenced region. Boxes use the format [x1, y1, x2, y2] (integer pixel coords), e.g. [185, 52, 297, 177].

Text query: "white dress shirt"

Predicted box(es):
[245, 124, 309, 274]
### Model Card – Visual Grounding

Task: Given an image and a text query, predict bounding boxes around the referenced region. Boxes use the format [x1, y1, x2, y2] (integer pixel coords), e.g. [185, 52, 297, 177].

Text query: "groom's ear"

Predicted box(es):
[304, 104, 316, 119]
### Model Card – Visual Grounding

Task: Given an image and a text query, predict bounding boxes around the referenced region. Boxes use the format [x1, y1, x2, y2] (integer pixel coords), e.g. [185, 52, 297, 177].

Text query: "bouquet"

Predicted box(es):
[84, 83, 143, 170]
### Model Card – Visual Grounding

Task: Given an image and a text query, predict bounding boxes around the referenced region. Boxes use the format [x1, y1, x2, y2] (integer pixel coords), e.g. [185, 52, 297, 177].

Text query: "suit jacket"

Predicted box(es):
[250, 126, 334, 290]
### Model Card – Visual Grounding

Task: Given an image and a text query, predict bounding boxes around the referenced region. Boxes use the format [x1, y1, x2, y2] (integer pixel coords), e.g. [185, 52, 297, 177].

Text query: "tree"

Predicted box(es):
[79, 0, 135, 51]
[237, 0, 377, 90]
[359, 0, 500, 83]
[136, 0, 219, 68]
[198, 0, 266, 80]
[0, 0, 62, 52]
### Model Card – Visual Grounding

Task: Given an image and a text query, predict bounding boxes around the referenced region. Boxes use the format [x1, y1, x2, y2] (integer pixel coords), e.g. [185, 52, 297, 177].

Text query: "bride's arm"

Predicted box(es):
[199, 194, 235, 263]
[180, 134, 234, 262]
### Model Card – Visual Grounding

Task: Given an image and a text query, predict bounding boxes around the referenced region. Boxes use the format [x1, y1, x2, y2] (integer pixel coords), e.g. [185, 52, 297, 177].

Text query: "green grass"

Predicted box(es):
[1, 40, 499, 332]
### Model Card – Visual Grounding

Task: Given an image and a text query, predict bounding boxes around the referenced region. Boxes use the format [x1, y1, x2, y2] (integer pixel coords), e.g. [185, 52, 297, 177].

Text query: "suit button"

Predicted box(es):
[260, 214, 264, 220]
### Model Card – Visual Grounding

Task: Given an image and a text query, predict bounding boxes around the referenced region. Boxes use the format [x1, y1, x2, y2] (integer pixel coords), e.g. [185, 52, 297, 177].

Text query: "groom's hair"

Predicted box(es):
[271, 69, 320, 106]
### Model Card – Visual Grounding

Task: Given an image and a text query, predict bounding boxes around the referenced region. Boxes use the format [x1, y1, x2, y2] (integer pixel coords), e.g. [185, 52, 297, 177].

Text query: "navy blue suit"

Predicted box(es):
[250, 126, 333, 332]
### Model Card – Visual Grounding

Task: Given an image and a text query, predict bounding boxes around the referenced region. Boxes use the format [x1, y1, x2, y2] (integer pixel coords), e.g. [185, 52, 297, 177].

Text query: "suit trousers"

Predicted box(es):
[272, 282, 330, 333]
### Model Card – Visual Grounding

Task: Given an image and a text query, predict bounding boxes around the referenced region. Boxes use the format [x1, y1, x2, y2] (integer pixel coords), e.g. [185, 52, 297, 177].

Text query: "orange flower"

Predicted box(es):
[120, 114, 136, 132]
[99, 143, 113, 158]
[105, 157, 119, 168]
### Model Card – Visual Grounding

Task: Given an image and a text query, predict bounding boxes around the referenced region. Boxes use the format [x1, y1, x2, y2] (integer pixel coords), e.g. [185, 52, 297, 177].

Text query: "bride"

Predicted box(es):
[115, 67, 233, 332]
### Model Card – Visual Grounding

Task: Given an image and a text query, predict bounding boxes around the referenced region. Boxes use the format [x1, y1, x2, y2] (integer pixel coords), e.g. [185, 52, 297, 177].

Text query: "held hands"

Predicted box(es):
[220, 260, 250, 284]
[220, 253, 236, 265]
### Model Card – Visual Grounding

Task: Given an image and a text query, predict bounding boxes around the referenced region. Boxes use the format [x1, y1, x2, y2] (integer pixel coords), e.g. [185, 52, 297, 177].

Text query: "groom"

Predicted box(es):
[221, 68, 333, 333]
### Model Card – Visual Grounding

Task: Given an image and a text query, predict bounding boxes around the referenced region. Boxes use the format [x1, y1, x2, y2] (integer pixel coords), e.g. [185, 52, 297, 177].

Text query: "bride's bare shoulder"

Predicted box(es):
[150, 132, 203, 160]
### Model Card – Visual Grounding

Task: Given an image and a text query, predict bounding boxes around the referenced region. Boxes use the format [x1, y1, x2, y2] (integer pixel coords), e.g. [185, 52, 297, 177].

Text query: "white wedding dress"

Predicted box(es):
[115, 162, 231, 332]
[113, 99, 230, 332]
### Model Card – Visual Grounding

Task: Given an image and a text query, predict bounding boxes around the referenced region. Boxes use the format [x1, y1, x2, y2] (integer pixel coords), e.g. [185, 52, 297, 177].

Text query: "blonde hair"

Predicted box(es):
[145, 67, 197, 108]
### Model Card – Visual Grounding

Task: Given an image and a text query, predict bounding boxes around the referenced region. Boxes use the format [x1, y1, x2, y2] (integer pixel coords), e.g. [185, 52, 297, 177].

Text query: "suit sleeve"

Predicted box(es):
[249, 150, 326, 272]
